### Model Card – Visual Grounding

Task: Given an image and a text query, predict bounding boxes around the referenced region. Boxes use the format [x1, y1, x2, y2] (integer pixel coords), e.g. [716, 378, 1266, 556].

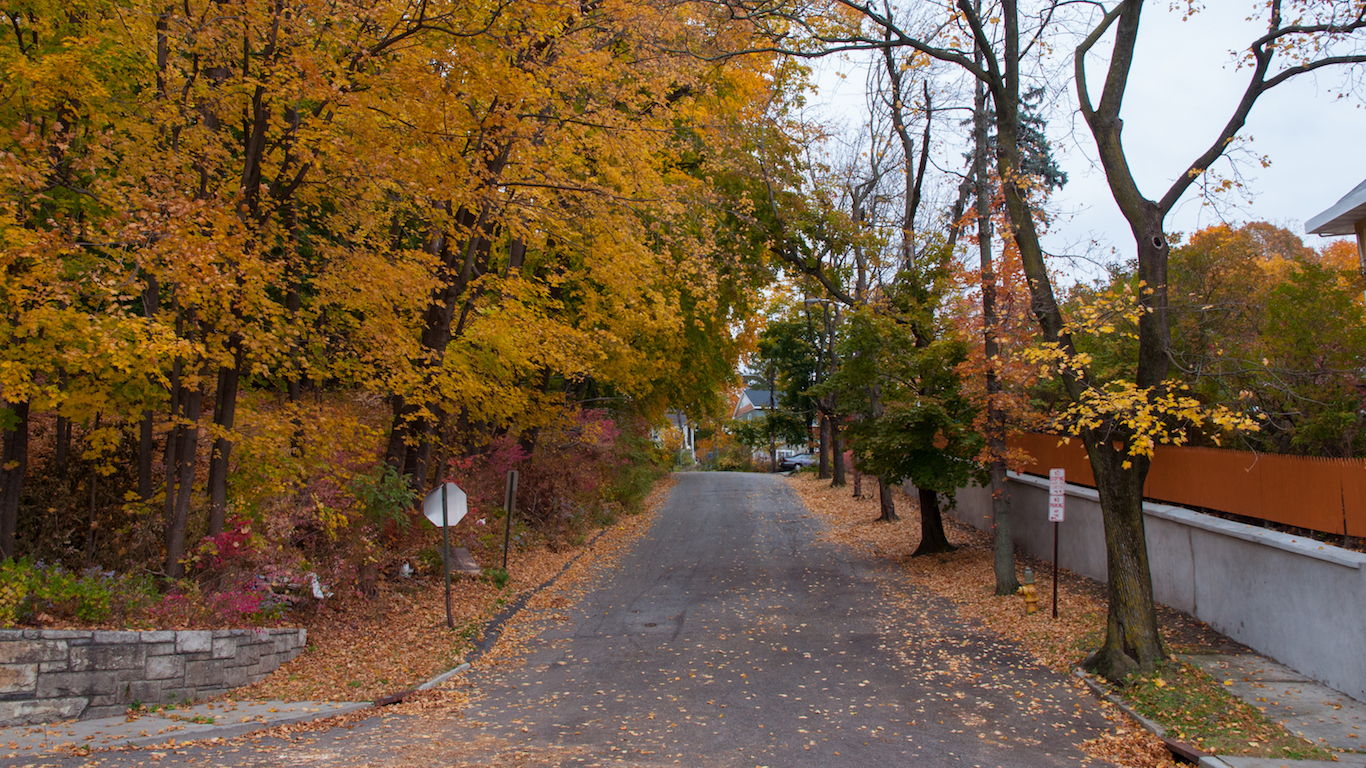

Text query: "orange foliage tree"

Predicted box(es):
[0, 0, 794, 586]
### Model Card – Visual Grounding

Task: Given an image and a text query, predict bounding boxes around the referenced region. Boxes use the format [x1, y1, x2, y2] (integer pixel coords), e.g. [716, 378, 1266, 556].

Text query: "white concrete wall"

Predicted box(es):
[948, 472, 1366, 703]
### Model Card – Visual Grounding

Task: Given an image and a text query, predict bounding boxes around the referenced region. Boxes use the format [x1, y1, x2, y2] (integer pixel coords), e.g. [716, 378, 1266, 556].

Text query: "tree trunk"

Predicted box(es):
[852, 466, 862, 498]
[138, 275, 159, 502]
[54, 415, 70, 474]
[817, 413, 830, 479]
[1082, 438, 1164, 680]
[0, 401, 30, 560]
[286, 279, 305, 458]
[206, 350, 242, 537]
[410, 415, 433, 488]
[84, 418, 99, 565]
[385, 153, 510, 475]
[875, 476, 897, 521]
[830, 420, 846, 487]
[972, 66, 1019, 597]
[384, 394, 411, 472]
[138, 410, 155, 502]
[430, 411, 451, 487]
[912, 487, 954, 557]
[866, 380, 895, 518]
[165, 376, 203, 579]
[386, 216, 481, 482]
[163, 358, 182, 532]
[988, 458, 1016, 593]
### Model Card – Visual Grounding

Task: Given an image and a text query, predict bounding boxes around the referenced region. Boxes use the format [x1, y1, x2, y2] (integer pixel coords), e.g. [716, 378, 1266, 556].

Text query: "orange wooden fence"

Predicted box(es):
[1008, 433, 1366, 538]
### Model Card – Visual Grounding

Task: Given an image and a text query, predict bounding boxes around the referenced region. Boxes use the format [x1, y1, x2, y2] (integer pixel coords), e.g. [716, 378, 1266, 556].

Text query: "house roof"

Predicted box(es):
[731, 388, 777, 420]
[743, 389, 774, 408]
[1306, 177, 1366, 236]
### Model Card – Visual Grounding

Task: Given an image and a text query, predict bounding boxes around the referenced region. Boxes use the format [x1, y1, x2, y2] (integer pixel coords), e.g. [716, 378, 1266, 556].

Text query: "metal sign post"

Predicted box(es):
[422, 482, 468, 630]
[502, 470, 519, 571]
[441, 484, 451, 628]
[1048, 468, 1065, 619]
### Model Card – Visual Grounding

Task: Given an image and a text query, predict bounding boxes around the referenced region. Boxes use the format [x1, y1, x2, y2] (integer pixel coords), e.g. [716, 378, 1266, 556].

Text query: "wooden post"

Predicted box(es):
[502, 470, 519, 571]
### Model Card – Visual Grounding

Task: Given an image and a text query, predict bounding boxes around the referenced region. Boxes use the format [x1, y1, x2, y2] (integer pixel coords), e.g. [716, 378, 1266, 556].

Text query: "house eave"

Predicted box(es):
[1306, 178, 1366, 237]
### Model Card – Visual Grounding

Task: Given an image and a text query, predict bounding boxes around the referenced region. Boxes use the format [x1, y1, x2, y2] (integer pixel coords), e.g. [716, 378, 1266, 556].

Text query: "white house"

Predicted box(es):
[731, 388, 775, 421]
[1307, 177, 1366, 299]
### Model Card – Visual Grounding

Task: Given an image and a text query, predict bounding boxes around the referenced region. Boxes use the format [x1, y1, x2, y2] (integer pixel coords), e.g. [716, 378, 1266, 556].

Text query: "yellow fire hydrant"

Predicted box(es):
[1019, 568, 1039, 615]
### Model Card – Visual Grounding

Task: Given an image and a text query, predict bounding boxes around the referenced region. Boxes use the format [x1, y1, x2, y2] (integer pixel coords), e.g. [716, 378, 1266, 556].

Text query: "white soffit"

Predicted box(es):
[1307, 177, 1366, 236]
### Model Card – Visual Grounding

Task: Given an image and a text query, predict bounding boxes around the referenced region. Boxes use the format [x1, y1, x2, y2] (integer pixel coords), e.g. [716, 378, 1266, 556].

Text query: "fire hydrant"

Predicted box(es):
[1019, 568, 1039, 615]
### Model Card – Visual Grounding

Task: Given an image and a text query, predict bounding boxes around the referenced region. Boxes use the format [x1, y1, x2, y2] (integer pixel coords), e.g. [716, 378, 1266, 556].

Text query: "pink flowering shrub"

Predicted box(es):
[442, 409, 664, 548]
[194, 518, 259, 570]
[144, 579, 277, 629]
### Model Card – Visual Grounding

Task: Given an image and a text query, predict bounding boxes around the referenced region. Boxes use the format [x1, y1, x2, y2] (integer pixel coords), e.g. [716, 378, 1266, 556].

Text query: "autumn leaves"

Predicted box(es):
[0, 1, 783, 573]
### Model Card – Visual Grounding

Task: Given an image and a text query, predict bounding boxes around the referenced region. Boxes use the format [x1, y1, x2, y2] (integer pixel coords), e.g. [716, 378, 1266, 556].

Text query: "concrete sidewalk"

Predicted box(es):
[0, 699, 368, 758]
[1176, 653, 1365, 768]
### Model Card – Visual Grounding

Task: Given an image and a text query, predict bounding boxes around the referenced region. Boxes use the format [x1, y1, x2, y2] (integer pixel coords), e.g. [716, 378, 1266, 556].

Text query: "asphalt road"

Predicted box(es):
[26, 471, 1116, 767]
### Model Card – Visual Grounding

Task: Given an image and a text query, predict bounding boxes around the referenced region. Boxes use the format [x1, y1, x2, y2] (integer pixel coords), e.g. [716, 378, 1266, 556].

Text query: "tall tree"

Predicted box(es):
[702, 0, 1365, 679]
[957, 82, 1067, 595]
[827, 259, 986, 553]
[1060, 0, 1366, 678]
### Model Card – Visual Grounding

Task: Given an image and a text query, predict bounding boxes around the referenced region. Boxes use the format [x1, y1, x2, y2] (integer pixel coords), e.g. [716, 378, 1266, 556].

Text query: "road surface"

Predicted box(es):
[21, 471, 1116, 767]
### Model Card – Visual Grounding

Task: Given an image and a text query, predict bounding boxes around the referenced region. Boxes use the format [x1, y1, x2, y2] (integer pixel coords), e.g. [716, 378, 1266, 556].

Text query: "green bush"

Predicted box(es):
[415, 547, 445, 576]
[349, 464, 416, 532]
[710, 443, 755, 471]
[0, 564, 28, 626]
[0, 559, 163, 626]
[604, 429, 668, 514]
[483, 567, 510, 589]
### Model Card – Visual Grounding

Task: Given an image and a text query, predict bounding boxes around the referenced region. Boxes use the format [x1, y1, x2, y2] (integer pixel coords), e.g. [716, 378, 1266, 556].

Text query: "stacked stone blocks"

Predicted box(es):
[0, 628, 306, 726]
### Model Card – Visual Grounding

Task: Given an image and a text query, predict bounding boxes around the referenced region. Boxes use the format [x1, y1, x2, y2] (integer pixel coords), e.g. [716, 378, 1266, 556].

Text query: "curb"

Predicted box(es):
[418, 662, 471, 691]
[1070, 667, 1361, 767]
[0, 701, 373, 757]
[1072, 667, 1227, 765]
[109, 702, 373, 749]
[413, 525, 614, 690]
[1071, 667, 1168, 737]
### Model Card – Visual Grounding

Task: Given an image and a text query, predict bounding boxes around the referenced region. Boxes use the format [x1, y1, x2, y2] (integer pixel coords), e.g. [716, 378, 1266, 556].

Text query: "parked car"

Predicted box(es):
[779, 453, 818, 471]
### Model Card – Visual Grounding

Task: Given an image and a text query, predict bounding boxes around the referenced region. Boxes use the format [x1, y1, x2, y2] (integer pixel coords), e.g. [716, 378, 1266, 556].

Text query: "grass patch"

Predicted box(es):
[1123, 661, 1333, 760]
[1070, 620, 1105, 662]
[483, 567, 510, 590]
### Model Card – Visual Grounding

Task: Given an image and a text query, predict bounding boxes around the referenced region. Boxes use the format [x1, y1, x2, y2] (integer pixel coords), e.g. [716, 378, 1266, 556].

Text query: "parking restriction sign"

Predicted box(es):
[1048, 468, 1065, 522]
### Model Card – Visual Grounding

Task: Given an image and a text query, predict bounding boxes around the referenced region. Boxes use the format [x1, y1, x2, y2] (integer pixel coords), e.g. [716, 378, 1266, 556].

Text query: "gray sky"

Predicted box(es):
[1054, 3, 1365, 263]
[811, 3, 1365, 277]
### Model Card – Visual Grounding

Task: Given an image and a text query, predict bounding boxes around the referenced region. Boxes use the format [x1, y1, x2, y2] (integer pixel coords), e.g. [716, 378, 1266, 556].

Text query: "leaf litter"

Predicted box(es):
[784, 472, 1179, 768]
[241, 476, 675, 706]
[784, 471, 1338, 764]
[74, 476, 682, 766]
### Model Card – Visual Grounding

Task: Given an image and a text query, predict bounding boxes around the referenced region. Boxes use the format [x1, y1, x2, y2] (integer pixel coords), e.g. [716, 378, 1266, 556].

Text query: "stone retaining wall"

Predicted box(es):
[0, 628, 306, 726]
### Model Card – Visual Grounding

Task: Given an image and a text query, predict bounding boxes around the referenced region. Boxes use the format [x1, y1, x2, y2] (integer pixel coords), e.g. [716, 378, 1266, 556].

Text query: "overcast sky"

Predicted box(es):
[810, 3, 1366, 280]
